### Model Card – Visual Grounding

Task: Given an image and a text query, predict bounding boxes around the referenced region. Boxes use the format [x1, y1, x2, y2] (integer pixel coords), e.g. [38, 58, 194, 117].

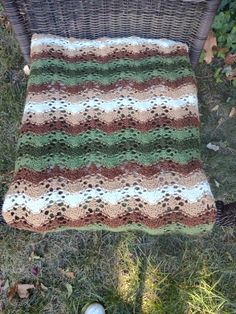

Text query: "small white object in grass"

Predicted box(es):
[23, 65, 30, 76]
[206, 143, 219, 151]
[223, 65, 233, 77]
[84, 303, 106, 314]
[214, 180, 220, 188]
[211, 104, 219, 112]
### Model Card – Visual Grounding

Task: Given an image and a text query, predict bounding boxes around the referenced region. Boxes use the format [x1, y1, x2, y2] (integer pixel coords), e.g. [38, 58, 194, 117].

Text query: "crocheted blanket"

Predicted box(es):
[2, 34, 216, 234]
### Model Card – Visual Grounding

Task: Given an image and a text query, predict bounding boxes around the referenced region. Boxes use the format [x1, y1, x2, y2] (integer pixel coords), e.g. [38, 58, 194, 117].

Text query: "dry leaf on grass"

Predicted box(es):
[58, 268, 75, 279]
[40, 283, 48, 292]
[225, 53, 236, 65]
[7, 283, 35, 300]
[64, 272, 75, 279]
[31, 266, 39, 276]
[211, 104, 219, 112]
[7, 283, 18, 301]
[17, 284, 35, 299]
[229, 107, 236, 118]
[203, 30, 217, 64]
[217, 117, 224, 128]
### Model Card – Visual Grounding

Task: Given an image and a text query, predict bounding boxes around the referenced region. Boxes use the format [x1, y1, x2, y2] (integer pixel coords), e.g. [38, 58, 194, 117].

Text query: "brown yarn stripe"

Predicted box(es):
[20, 116, 200, 135]
[27, 76, 196, 94]
[31, 48, 189, 63]
[6, 208, 216, 233]
[13, 161, 203, 183]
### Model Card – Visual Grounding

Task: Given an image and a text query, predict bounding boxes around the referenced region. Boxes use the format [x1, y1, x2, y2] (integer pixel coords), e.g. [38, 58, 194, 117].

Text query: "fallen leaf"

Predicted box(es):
[225, 53, 236, 65]
[217, 117, 224, 127]
[40, 283, 48, 292]
[31, 266, 39, 276]
[211, 104, 219, 112]
[58, 268, 75, 279]
[17, 284, 34, 299]
[7, 283, 18, 301]
[64, 271, 75, 279]
[65, 283, 73, 298]
[206, 143, 219, 151]
[203, 30, 217, 64]
[216, 47, 228, 52]
[229, 107, 236, 118]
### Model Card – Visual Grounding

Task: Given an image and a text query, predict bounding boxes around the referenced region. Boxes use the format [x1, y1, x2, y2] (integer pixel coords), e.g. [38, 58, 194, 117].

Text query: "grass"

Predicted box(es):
[1, 229, 236, 313]
[1, 10, 236, 314]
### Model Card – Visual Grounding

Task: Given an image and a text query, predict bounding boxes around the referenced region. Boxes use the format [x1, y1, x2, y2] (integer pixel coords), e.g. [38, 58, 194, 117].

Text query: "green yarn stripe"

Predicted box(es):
[15, 150, 201, 171]
[28, 67, 193, 86]
[18, 128, 200, 147]
[17, 137, 199, 158]
[30, 55, 191, 74]
[49, 222, 214, 236]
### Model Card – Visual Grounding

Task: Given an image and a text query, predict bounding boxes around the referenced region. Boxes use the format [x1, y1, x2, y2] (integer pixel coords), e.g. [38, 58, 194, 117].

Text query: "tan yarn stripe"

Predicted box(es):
[64, 196, 215, 219]
[22, 105, 199, 125]
[26, 84, 197, 103]
[7, 171, 208, 197]
[6, 209, 216, 233]
[3, 195, 215, 227]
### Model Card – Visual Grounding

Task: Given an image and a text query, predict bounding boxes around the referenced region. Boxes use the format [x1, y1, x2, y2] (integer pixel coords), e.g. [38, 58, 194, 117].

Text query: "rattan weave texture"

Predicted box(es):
[2, 0, 220, 67]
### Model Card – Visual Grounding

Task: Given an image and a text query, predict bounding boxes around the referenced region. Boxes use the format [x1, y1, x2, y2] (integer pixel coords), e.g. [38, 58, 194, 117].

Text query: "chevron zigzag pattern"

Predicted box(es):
[2, 34, 216, 233]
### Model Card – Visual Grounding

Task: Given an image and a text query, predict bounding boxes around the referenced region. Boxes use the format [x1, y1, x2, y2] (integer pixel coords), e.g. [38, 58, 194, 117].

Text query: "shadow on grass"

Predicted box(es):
[1, 223, 236, 313]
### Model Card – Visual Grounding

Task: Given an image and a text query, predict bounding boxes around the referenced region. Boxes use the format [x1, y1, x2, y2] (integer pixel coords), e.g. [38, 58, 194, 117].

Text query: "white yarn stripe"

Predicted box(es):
[31, 36, 188, 51]
[3, 181, 213, 213]
[24, 95, 197, 114]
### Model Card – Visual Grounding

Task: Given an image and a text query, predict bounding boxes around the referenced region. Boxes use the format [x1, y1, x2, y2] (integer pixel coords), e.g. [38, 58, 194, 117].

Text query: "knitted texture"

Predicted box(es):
[2, 34, 216, 234]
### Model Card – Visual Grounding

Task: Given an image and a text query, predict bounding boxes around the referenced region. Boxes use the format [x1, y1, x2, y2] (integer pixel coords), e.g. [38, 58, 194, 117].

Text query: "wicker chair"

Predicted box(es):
[2, 0, 220, 67]
[4, 0, 234, 231]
